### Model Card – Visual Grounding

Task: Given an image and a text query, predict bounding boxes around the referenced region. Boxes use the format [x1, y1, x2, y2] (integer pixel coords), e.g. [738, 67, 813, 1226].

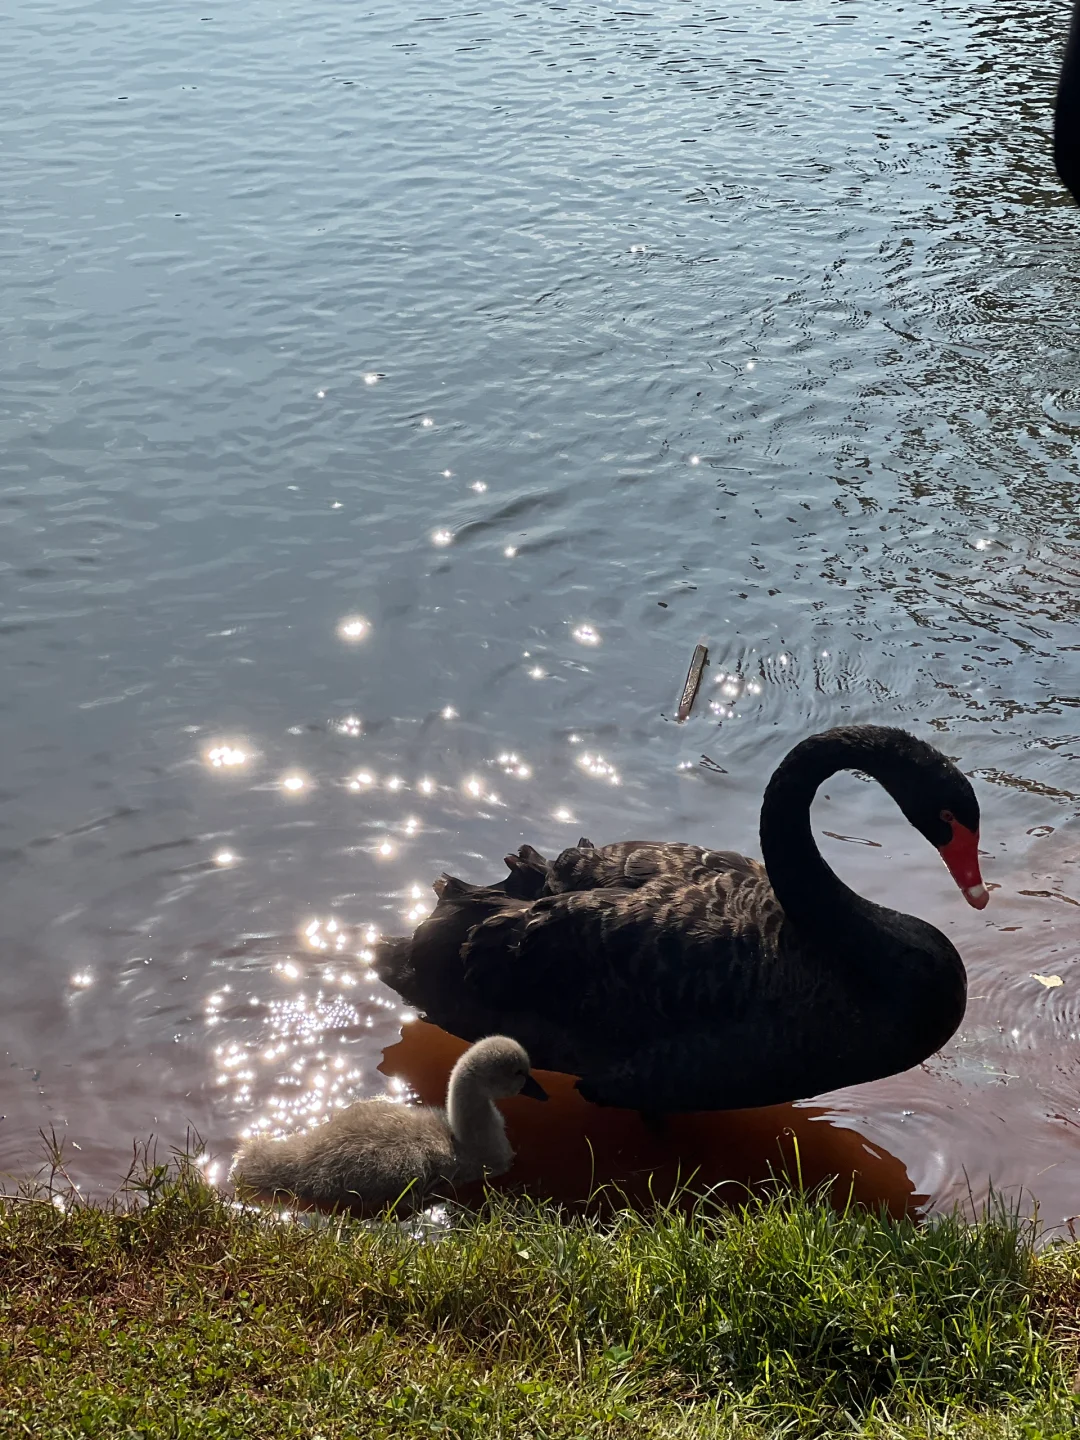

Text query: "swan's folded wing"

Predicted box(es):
[546, 841, 757, 893]
[460, 863, 788, 1040]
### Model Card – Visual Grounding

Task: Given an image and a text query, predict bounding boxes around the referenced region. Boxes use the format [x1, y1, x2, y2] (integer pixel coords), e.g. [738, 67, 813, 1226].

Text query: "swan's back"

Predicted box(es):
[233, 1099, 456, 1209]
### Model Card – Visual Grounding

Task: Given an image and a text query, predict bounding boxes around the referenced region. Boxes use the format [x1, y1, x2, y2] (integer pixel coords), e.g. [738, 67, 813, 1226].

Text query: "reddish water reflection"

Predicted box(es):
[380, 1020, 924, 1219]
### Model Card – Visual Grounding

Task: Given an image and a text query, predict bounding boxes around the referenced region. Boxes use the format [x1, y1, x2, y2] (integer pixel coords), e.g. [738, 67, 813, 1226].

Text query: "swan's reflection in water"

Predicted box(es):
[378, 1020, 923, 1219]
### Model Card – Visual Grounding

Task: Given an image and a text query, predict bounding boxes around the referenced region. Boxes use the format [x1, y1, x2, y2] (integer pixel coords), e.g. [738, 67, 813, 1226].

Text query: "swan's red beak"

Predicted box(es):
[938, 821, 988, 909]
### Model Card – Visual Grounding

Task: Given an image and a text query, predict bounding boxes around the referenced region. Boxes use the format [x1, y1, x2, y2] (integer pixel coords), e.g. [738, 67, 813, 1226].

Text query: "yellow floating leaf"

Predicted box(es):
[1030, 973, 1064, 989]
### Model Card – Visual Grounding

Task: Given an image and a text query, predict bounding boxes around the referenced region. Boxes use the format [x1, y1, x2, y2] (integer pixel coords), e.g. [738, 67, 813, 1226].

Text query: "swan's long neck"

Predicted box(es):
[1057, 2, 1080, 200]
[759, 726, 967, 1064]
[759, 729, 903, 936]
[445, 1066, 509, 1167]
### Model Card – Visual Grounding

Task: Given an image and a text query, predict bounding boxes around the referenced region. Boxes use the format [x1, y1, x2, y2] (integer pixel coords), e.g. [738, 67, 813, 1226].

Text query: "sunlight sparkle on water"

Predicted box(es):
[504, 545, 517, 557]
[214, 850, 236, 867]
[206, 744, 248, 769]
[349, 771, 374, 790]
[497, 753, 532, 778]
[363, 372, 380, 385]
[553, 807, 574, 823]
[579, 753, 620, 785]
[377, 840, 395, 858]
[572, 624, 600, 646]
[418, 777, 435, 794]
[225, 990, 366, 1136]
[336, 715, 362, 737]
[280, 774, 307, 793]
[199, 1158, 222, 1186]
[337, 617, 370, 642]
[70, 971, 93, 989]
[432, 529, 453, 547]
[471, 481, 487, 493]
[303, 920, 329, 953]
[441, 706, 457, 720]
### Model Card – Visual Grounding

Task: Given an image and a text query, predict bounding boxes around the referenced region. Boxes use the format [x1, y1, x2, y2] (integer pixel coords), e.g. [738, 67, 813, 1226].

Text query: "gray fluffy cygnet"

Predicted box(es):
[231, 1035, 545, 1211]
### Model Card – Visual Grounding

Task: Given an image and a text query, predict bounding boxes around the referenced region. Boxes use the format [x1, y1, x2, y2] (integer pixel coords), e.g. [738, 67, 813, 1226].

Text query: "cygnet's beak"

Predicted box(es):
[520, 1073, 548, 1101]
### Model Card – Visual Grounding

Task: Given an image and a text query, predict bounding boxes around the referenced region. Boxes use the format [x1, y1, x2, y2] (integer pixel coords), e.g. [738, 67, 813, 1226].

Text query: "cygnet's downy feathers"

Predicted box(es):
[231, 1035, 545, 1210]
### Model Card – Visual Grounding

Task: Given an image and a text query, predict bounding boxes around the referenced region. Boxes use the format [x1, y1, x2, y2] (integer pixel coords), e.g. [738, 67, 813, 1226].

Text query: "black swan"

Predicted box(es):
[1057, 1, 1080, 200]
[375, 726, 986, 1113]
[232, 1036, 546, 1209]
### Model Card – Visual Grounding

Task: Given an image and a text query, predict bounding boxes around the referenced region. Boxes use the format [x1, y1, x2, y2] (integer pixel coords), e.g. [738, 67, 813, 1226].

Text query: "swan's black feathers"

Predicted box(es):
[459, 856, 797, 1034]
[388, 843, 830, 1099]
[1056, 2, 1080, 204]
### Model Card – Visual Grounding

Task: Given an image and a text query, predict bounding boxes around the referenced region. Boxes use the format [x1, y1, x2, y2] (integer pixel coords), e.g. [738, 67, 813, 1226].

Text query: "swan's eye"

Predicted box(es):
[940, 809, 955, 826]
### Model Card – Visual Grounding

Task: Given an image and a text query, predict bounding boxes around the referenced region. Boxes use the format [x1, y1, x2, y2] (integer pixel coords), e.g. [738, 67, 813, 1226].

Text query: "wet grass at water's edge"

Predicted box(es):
[3, 1143, 1080, 1437]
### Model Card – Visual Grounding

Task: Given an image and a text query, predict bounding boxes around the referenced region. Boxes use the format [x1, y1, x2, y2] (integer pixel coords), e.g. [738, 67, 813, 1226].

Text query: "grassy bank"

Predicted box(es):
[1, 1152, 1079, 1438]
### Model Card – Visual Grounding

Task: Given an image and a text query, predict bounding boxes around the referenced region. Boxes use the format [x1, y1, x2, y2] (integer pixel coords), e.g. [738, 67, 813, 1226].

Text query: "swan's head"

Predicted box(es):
[452, 1035, 548, 1102]
[888, 739, 987, 909]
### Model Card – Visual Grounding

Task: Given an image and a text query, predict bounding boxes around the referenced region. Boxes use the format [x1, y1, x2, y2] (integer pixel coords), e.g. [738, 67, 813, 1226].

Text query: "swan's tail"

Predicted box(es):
[372, 934, 413, 992]
[501, 844, 550, 898]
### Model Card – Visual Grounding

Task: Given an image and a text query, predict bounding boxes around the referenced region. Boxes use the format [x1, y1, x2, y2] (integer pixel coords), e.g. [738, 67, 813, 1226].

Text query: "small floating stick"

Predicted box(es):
[676, 643, 709, 722]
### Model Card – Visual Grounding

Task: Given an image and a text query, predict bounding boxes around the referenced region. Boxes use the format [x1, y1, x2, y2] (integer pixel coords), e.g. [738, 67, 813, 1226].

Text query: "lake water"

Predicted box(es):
[4, 0, 1080, 1227]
